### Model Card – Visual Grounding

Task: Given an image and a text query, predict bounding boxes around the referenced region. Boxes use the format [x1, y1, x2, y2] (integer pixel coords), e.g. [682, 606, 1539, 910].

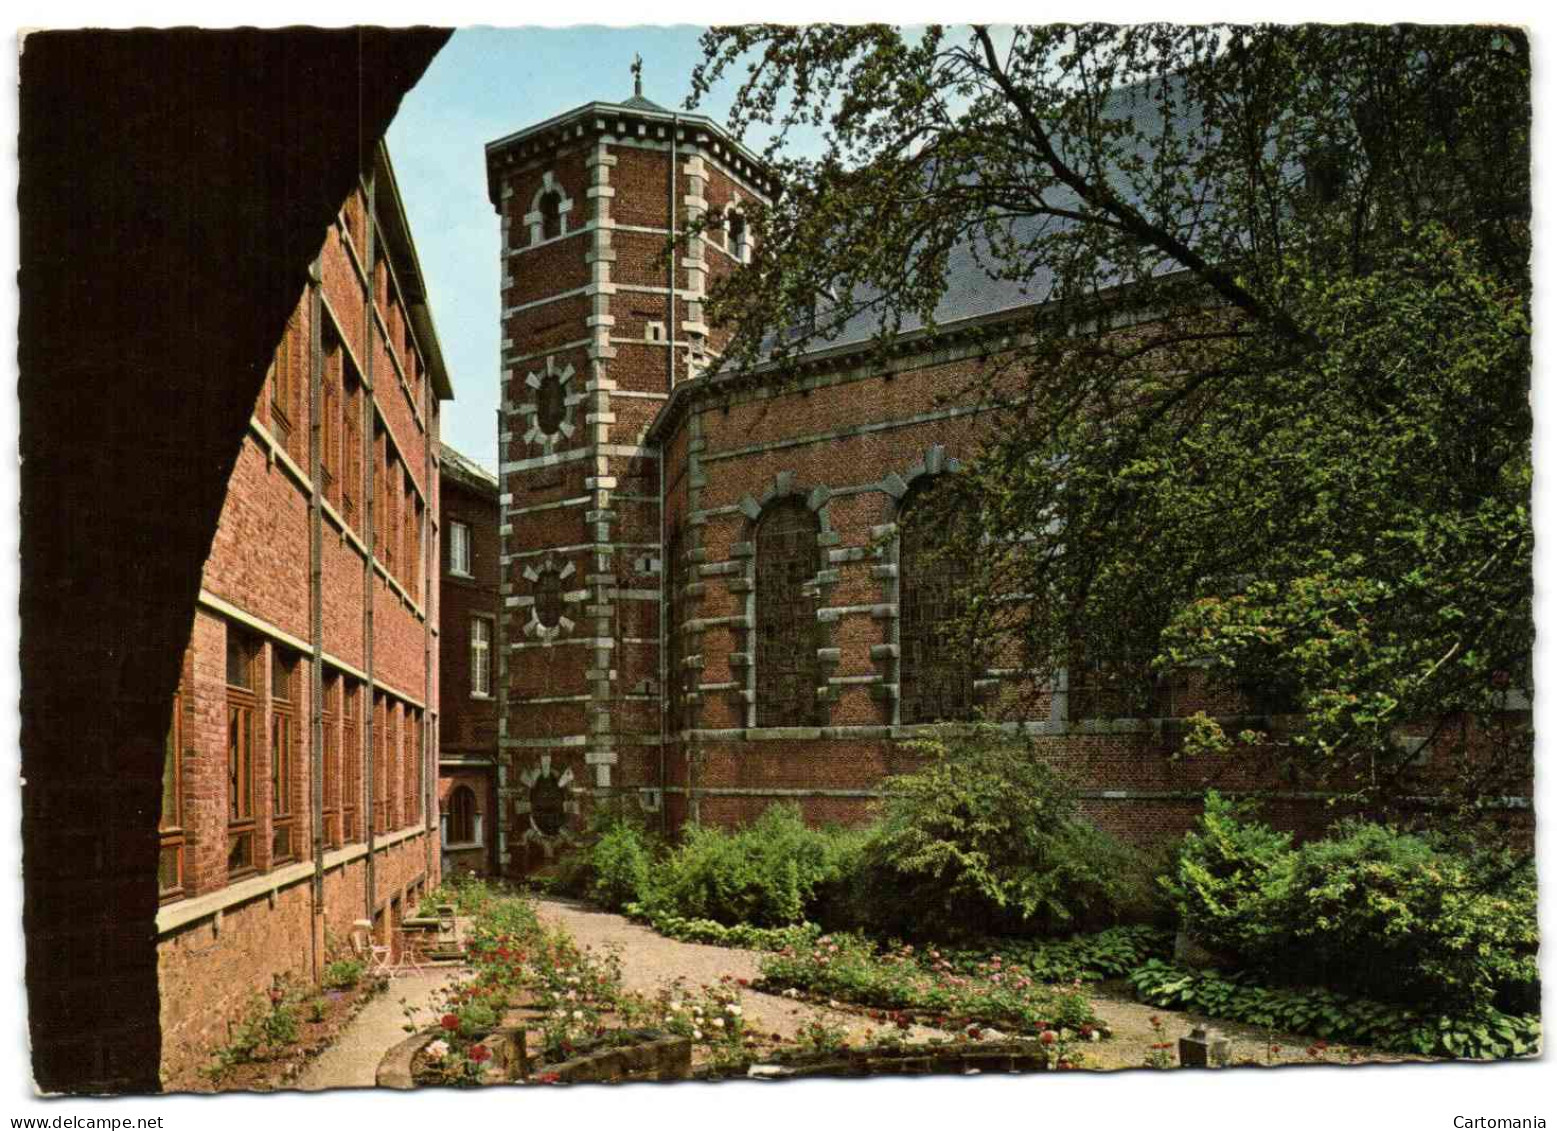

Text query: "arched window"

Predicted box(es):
[665, 522, 691, 734]
[728, 212, 749, 262]
[448, 785, 477, 845]
[755, 497, 820, 727]
[539, 191, 562, 241]
[898, 477, 976, 724]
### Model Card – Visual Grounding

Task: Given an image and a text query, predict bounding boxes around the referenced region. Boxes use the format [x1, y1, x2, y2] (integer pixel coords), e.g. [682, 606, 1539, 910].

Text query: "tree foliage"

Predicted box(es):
[687, 25, 1531, 816]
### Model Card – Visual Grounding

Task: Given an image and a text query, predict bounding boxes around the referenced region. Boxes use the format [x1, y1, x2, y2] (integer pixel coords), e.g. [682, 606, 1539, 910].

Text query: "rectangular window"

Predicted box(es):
[321, 334, 341, 508]
[270, 312, 299, 456]
[342, 372, 362, 524]
[449, 521, 472, 577]
[373, 693, 389, 835]
[271, 649, 298, 864]
[322, 674, 341, 850]
[227, 625, 260, 875]
[342, 683, 360, 843]
[404, 709, 420, 829]
[159, 687, 185, 901]
[471, 618, 492, 698]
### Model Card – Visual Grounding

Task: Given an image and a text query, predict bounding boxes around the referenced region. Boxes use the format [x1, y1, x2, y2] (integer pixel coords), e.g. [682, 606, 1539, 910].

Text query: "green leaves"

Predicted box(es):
[689, 26, 1530, 817]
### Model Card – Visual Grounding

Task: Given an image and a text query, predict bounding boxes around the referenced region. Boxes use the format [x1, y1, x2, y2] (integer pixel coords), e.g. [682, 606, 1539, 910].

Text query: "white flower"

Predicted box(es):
[784, 988, 800, 999]
[1088, 1031, 1101, 1042]
[425, 1039, 450, 1060]
[693, 1029, 703, 1040]
[572, 1010, 584, 1020]
[669, 1001, 682, 1013]
[713, 1018, 725, 1029]
[727, 1005, 743, 1017]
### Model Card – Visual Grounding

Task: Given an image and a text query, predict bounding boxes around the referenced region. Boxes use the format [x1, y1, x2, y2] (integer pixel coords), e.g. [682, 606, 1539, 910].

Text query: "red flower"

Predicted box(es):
[1041, 1031, 1057, 1045]
[1036, 1020, 1048, 1032]
[967, 1026, 983, 1041]
[1149, 1015, 1160, 1026]
[469, 1044, 492, 1063]
[441, 1014, 460, 1031]
[537, 1072, 562, 1084]
[737, 978, 750, 987]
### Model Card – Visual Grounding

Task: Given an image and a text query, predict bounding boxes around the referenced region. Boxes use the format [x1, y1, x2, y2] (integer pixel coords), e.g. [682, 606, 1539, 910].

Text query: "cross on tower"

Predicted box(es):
[631, 54, 643, 98]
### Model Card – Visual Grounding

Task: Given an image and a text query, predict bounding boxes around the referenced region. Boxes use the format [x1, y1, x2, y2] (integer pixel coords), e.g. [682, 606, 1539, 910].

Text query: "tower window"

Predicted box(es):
[728, 212, 750, 262]
[539, 191, 562, 241]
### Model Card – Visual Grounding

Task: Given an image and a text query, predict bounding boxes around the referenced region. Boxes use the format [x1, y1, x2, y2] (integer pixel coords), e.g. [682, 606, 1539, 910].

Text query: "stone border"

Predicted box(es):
[734, 1039, 1058, 1081]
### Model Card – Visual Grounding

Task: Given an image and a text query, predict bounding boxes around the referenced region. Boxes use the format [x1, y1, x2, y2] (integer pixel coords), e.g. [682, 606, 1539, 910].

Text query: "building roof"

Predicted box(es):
[373, 140, 456, 402]
[484, 94, 777, 205]
[440, 442, 499, 497]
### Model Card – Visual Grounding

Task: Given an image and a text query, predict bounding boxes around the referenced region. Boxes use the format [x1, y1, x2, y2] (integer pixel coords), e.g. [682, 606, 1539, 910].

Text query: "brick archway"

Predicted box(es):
[18, 28, 449, 1093]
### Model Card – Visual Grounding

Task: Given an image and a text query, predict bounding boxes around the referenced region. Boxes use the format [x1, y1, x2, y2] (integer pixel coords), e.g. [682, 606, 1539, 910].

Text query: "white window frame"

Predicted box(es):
[470, 616, 493, 699]
[449, 521, 472, 578]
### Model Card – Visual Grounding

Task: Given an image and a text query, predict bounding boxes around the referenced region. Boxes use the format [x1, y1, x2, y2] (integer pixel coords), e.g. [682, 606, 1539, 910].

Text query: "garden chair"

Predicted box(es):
[351, 918, 393, 979]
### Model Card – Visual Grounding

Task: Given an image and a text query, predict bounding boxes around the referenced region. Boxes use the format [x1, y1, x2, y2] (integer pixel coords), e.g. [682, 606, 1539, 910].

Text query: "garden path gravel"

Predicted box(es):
[293, 970, 448, 1090]
[534, 898, 958, 1050]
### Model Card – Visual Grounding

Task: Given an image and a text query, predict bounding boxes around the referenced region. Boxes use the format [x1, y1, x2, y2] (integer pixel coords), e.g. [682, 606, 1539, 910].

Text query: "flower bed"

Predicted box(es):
[732, 1037, 1086, 1080]
[192, 970, 388, 1092]
[628, 906, 821, 952]
[757, 933, 1104, 1038]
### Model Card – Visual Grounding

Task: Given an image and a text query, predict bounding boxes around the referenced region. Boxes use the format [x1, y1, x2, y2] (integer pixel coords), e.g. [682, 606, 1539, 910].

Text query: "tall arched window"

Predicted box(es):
[755, 497, 820, 727]
[539, 191, 562, 241]
[898, 477, 976, 724]
[665, 522, 690, 734]
[448, 785, 477, 845]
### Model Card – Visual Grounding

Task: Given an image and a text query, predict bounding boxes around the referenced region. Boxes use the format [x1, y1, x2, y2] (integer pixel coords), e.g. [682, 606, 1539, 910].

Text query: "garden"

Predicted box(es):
[539, 727, 1541, 1071]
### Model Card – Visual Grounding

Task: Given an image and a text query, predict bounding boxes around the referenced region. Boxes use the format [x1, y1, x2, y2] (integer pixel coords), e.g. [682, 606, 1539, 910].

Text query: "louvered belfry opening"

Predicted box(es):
[755, 497, 821, 727]
[898, 479, 977, 725]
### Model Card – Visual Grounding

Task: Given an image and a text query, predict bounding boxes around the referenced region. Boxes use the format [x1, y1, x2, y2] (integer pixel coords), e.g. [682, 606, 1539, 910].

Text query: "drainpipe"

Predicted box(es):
[308, 252, 326, 983]
[363, 167, 378, 924]
[661, 113, 679, 834]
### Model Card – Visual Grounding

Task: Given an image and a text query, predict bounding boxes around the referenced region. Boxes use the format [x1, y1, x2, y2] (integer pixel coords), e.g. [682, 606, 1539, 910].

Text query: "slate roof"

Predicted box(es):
[778, 74, 1212, 357]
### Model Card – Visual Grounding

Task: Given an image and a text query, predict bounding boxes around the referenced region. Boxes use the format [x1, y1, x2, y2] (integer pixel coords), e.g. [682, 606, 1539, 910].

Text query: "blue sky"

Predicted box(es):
[387, 26, 821, 474]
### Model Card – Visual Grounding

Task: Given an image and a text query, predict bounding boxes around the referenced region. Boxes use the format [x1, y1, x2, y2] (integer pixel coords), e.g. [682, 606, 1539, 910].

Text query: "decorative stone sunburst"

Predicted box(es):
[519, 555, 579, 641]
[514, 754, 579, 856]
[521, 356, 578, 455]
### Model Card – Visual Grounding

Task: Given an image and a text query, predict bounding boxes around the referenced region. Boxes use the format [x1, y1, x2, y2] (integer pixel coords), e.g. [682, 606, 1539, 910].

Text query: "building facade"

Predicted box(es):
[153, 141, 452, 1088]
[437, 443, 501, 878]
[485, 86, 1529, 877]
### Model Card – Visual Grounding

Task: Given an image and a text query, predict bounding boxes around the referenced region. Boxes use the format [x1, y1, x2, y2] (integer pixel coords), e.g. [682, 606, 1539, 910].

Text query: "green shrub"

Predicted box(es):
[1130, 959, 1539, 1061]
[322, 959, 365, 990]
[644, 804, 855, 927]
[1280, 819, 1538, 1013]
[853, 726, 1145, 939]
[589, 819, 655, 911]
[1161, 790, 1294, 963]
[1163, 795, 1539, 1013]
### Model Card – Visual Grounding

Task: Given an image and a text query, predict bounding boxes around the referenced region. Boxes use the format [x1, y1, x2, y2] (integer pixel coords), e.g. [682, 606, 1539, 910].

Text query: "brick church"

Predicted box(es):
[482, 79, 1343, 877]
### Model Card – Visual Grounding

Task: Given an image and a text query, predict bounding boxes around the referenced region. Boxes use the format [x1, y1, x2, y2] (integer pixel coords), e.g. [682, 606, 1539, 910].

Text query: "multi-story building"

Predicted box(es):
[152, 140, 453, 1088]
[483, 81, 1533, 876]
[437, 443, 501, 878]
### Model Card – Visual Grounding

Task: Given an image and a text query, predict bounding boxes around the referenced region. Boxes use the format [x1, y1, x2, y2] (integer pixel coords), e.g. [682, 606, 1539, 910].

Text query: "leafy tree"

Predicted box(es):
[686, 25, 1531, 817]
[859, 726, 1146, 938]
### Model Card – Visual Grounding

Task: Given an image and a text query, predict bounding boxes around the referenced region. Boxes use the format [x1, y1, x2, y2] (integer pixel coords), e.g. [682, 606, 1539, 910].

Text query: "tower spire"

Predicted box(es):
[631, 54, 643, 99]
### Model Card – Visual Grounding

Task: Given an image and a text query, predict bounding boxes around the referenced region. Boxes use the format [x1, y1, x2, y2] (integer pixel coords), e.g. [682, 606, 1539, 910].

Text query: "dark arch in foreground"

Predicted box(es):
[19, 27, 450, 1093]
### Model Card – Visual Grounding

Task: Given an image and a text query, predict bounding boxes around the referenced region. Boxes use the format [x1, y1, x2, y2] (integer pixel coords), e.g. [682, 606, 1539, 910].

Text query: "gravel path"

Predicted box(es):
[534, 898, 957, 1049]
[293, 971, 449, 1090]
